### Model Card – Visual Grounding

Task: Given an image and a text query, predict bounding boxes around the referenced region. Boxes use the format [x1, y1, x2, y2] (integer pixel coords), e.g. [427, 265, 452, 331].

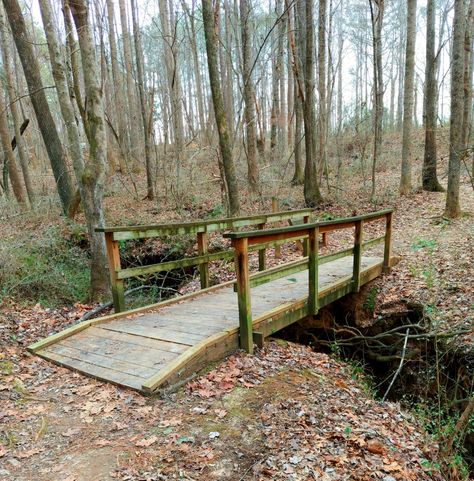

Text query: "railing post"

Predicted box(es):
[352, 220, 363, 292]
[308, 227, 319, 315]
[233, 238, 253, 354]
[197, 230, 210, 289]
[105, 232, 125, 313]
[272, 197, 282, 259]
[383, 211, 393, 273]
[302, 215, 309, 256]
[258, 223, 266, 271]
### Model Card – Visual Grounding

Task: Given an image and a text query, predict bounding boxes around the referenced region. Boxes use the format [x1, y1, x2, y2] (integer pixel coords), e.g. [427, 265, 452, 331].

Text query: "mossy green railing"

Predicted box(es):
[97, 208, 313, 313]
[224, 209, 394, 354]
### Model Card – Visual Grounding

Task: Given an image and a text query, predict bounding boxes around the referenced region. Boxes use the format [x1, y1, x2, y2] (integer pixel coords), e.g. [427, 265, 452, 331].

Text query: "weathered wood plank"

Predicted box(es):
[44, 343, 158, 378]
[100, 323, 203, 345]
[38, 350, 145, 390]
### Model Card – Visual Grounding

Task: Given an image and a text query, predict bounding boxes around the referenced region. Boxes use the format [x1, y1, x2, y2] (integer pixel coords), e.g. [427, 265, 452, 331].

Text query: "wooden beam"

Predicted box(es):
[352, 220, 363, 292]
[105, 232, 125, 312]
[308, 227, 319, 315]
[383, 211, 393, 273]
[233, 237, 253, 354]
[197, 231, 209, 289]
[258, 223, 266, 271]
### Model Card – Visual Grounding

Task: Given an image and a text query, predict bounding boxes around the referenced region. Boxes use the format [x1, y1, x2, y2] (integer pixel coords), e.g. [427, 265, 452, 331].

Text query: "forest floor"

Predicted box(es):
[0, 146, 473, 480]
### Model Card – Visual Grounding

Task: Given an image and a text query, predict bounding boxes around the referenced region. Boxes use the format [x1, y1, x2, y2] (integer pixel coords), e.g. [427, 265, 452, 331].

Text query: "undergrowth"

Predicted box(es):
[0, 225, 90, 307]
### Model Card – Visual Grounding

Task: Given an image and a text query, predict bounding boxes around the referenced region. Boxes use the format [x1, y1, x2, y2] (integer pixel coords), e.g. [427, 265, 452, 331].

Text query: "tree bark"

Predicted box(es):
[422, 0, 444, 192]
[240, 0, 259, 192]
[445, 0, 466, 218]
[202, 0, 240, 215]
[302, 0, 323, 207]
[3, 0, 75, 215]
[69, 0, 109, 299]
[399, 0, 417, 195]
[130, 0, 155, 200]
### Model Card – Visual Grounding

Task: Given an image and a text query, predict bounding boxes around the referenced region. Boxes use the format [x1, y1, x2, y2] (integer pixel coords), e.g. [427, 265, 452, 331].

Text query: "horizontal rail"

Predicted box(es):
[97, 208, 313, 241]
[116, 233, 310, 280]
[223, 209, 393, 242]
[234, 234, 386, 291]
[229, 210, 394, 353]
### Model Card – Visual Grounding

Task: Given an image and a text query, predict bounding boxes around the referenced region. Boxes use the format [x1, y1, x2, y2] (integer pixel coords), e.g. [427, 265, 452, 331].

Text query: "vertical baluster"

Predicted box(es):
[233, 237, 253, 354]
[272, 197, 281, 259]
[197, 230, 209, 289]
[258, 223, 266, 271]
[383, 212, 393, 273]
[105, 232, 125, 312]
[353, 220, 363, 292]
[302, 214, 310, 256]
[308, 226, 319, 315]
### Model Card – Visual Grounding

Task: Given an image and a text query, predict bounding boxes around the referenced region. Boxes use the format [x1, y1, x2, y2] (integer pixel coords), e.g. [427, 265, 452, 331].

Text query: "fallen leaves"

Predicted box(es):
[135, 436, 158, 447]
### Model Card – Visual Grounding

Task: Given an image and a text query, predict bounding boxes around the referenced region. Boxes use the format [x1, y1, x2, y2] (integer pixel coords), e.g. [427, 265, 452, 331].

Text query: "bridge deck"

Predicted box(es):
[30, 255, 384, 393]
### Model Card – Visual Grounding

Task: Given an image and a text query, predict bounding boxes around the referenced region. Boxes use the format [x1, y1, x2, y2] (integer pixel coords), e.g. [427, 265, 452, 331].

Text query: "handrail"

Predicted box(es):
[99, 208, 313, 313]
[96, 208, 313, 240]
[225, 209, 394, 353]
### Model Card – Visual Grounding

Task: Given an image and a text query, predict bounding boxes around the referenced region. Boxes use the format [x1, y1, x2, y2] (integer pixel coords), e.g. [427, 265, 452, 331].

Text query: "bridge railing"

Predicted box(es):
[97, 208, 314, 312]
[224, 209, 394, 353]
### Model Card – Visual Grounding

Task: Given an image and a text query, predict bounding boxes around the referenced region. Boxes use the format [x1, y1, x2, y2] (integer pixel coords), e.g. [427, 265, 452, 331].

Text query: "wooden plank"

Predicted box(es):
[44, 343, 158, 378]
[308, 227, 319, 315]
[233, 237, 253, 354]
[258, 223, 266, 271]
[28, 278, 236, 353]
[89, 327, 188, 354]
[272, 198, 282, 259]
[223, 209, 394, 240]
[97, 209, 314, 241]
[101, 316, 223, 337]
[37, 350, 145, 390]
[60, 332, 180, 368]
[100, 323, 203, 345]
[197, 231, 210, 289]
[383, 211, 393, 272]
[105, 232, 125, 312]
[352, 220, 363, 292]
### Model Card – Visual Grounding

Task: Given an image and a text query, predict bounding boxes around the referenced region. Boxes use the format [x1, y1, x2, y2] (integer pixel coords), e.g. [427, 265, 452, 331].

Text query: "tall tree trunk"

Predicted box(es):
[0, 89, 26, 207]
[369, 0, 384, 200]
[202, 0, 240, 215]
[422, 0, 444, 192]
[106, 0, 127, 172]
[462, 0, 474, 148]
[317, 0, 328, 180]
[302, 0, 323, 207]
[69, 0, 109, 299]
[399, 0, 417, 195]
[130, 0, 155, 200]
[0, 5, 33, 204]
[118, 0, 140, 161]
[240, 0, 259, 192]
[3, 0, 75, 215]
[445, 0, 466, 218]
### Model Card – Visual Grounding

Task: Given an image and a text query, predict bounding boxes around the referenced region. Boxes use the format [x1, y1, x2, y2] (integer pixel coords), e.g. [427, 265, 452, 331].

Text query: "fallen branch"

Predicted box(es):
[382, 328, 410, 402]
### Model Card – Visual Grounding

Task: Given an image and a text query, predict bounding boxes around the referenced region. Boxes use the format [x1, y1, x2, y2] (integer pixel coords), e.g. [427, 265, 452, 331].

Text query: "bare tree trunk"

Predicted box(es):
[369, 0, 384, 200]
[68, 0, 109, 299]
[445, 0, 466, 218]
[462, 0, 474, 148]
[3, 0, 75, 215]
[0, 89, 26, 207]
[0, 5, 33, 204]
[118, 0, 140, 162]
[317, 0, 328, 181]
[422, 0, 444, 192]
[400, 0, 417, 195]
[106, 0, 127, 172]
[302, 0, 323, 207]
[240, 0, 259, 192]
[130, 0, 155, 200]
[202, 0, 240, 215]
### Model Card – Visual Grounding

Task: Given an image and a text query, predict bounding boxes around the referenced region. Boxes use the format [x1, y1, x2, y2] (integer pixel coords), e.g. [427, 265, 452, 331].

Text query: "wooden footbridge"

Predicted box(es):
[29, 208, 394, 393]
